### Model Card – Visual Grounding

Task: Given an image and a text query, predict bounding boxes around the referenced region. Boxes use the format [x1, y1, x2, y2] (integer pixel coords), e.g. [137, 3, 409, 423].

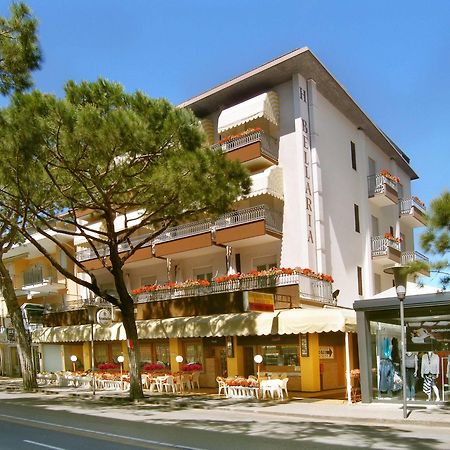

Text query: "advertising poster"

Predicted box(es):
[406, 324, 450, 351]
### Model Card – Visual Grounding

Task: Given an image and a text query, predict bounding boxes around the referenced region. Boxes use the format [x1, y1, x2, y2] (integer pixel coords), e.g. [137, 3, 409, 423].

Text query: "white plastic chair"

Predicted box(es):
[191, 371, 200, 389]
[260, 379, 283, 399]
[280, 377, 289, 399]
[160, 375, 176, 393]
[216, 377, 228, 395]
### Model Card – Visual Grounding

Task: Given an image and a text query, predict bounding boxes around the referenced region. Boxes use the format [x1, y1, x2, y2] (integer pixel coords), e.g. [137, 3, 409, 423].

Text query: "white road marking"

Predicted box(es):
[0, 413, 204, 450]
[23, 440, 66, 450]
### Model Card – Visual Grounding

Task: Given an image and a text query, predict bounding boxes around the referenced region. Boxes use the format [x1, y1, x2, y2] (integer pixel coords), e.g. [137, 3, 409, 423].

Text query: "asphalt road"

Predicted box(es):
[1, 395, 450, 449]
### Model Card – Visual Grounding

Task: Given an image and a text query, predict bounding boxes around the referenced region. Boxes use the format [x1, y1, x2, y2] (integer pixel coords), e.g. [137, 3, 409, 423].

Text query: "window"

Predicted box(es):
[368, 157, 376, 177]
[235, 253, 241, 273]
[371, 215, 379, 237]
[253, 256, 277, 271]
[351, 141, 357, 170]
[261, 345, 299, 367]
[141, 276, 156, 287]
[193, 266, 213, 281]
[184, 340, 203, 364]
[357, 266, 363, 296]
[155, 342, 170, 365]
[354, 204, 360, 233]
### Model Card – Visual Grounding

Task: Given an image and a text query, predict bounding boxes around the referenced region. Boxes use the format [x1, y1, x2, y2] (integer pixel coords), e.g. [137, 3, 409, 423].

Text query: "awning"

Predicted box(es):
[32, 308, 355, 344]
[32, 322, 124, 344]
[217, 91, 279, 133]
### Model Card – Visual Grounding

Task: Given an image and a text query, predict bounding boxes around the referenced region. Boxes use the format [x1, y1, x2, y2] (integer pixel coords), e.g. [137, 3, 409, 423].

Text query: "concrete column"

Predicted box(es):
[299, 333, 321, 391]
[226, 336, 244, 377]
[356, 310, 373, 402]
[82, 342, 91, 370]
[169, 338, 184, 372]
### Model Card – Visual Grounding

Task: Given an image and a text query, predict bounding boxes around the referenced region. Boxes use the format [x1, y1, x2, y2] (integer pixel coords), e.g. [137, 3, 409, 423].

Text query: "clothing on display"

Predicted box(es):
[405, 352, 418, 400]
[379, 358, 395, 393]
[421, 352, 439, 377]
[421, 352, 440, 401]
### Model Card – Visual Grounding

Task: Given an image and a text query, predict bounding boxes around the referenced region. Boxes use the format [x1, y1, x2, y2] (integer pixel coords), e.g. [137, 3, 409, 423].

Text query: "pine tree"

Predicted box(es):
[0, 2, 41, 391]
[0, 79, 250, 399]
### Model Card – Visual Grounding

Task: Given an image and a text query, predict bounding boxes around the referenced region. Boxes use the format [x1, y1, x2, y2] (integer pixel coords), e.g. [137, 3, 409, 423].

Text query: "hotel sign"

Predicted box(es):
[243, 291, 275, 312]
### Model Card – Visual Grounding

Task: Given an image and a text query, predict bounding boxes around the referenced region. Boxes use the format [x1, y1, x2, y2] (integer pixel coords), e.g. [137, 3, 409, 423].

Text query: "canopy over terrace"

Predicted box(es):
[32, 307, 356, 343]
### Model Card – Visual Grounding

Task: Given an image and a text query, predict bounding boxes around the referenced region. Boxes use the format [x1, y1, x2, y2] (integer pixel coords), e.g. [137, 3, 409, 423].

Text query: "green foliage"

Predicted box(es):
[0, 2, 41, 95]
[420, 190, 450, 288]
[0, 78, 250, 275]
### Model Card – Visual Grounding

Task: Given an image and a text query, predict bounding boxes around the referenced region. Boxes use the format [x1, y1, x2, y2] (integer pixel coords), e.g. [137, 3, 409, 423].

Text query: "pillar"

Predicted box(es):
[169, 338, 184, 372]
[226, 336, 244, 377]
[121, 340, 129, 370]
[299, 333, 321, 391]
[82, 342, 91, 370]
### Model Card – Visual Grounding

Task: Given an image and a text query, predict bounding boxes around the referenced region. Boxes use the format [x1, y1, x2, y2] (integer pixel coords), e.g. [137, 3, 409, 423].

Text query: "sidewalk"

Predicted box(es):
[2, 377, 450, 429]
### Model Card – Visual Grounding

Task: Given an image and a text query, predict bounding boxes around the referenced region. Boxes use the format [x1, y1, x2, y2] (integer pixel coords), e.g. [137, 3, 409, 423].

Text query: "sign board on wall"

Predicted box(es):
[96, 308, 112, 327]
[319, 346, 334, 359]
[243, 291, 274, 312]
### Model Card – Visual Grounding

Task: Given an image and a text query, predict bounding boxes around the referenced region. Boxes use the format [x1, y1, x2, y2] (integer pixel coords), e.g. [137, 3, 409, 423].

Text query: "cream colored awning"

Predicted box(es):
[32, 308, 356, 344]
[32, 322, 124, 344]
[218, 91, 279, 133]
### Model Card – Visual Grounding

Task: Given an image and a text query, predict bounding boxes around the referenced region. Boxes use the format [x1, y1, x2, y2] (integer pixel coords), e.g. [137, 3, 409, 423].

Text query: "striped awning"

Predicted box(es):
[218, 91, 279, 133]
[32, 308, 356, 344]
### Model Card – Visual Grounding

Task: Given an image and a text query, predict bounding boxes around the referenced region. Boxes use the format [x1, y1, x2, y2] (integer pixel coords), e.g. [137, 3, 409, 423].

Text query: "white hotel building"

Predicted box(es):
[3, 48, 427, 395]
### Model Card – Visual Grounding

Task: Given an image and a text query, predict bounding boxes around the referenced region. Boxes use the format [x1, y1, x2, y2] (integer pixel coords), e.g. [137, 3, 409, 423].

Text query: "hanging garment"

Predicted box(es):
[421, 353, 439, 377]
[423, 373, 435, 396]
[379, 359, 394, 392]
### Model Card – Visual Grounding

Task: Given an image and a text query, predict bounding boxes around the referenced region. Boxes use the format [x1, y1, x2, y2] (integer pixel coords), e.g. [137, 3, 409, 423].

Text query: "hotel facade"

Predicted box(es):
[0, 48, 427, 395]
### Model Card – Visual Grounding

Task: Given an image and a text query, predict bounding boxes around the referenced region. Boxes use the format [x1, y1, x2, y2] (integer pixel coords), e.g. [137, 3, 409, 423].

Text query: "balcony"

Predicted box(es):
[371, 236, 401, 267]
[401, 250, 430, 276]
[211, 130, 278, 170]
[214, 205, 282, 245]
[367, 174, 398, 207]
[399, 197, 427, 227]
[21, 266, 66, 295]
[134, 272, 333, 306]
[76, 205, 283, 262]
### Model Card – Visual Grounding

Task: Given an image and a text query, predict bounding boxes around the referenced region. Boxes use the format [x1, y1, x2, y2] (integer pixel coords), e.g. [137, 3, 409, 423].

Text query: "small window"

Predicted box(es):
[351, 141, 357, 170]
[141, 276, 157, 287]
[193, 266, 213, 281]
[354, 204, 360, 233]
[357, 266, 363, 296]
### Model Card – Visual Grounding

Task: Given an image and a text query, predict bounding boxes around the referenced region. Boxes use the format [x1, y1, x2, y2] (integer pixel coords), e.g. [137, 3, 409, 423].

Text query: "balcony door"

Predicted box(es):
[371, 215, 379, 237]
[368, 157, 376, 177]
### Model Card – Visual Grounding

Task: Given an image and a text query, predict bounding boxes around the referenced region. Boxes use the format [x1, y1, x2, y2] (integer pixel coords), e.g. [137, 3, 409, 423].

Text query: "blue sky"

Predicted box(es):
[1, 0, 449, 283]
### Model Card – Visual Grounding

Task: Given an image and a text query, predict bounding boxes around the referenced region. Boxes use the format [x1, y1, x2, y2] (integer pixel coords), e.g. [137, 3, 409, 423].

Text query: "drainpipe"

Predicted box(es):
[345, 331, 352, 405]
[151, 244, 172, 282]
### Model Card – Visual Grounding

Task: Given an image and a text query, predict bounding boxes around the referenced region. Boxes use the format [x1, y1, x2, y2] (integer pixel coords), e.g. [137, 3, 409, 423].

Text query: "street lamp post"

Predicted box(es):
[384, 265, 408, 419]
[86, 304, 98, 396]
[70, 355, 77, 373]
[117, 355, 125, 390]
[254, 354, 263, 382]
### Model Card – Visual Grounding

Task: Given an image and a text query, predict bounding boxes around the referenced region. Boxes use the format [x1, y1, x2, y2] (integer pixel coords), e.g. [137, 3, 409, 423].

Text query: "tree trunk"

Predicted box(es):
[121, 300, 144, 400]
[0, 260, 37, 391]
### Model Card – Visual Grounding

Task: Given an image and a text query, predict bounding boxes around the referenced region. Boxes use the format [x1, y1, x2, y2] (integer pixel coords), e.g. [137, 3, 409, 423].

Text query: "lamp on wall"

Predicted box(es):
[176, 355, 184, 372]
[384, 264, 408, 419]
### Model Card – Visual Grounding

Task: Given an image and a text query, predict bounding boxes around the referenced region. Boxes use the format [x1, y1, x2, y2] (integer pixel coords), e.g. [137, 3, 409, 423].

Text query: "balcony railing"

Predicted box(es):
[154, 220, 214, 244]
[401, 250, 429, 265]
[371, 236, 401, 256]
[44, 296, 111, 313]
[76, 205, 283, 262]
[134, 273, 333, 305]
[367, 174, 397, 197]
[22, 266, 58, 287]
[211, 131, 279, 161]
[215, 204, 283, 234]
[400, 197, 426, 215]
